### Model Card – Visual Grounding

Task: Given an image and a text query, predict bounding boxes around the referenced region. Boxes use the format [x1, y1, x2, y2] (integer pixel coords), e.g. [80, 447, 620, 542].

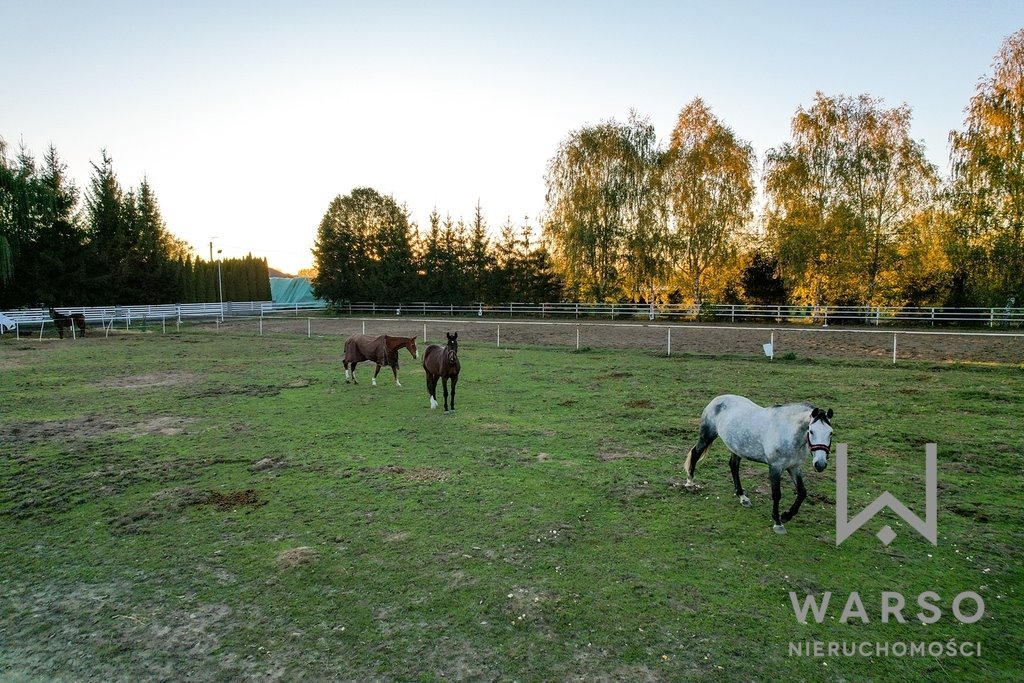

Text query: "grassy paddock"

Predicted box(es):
[1, 331, 1021, 681]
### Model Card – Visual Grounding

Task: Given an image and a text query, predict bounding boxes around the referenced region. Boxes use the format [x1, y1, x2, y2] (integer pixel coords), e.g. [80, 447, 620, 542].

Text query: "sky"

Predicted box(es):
[5, 0, 1023, 275]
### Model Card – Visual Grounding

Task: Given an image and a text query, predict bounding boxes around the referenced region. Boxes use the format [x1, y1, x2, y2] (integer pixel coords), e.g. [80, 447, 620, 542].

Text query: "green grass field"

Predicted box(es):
[1, 330, 1021, 682]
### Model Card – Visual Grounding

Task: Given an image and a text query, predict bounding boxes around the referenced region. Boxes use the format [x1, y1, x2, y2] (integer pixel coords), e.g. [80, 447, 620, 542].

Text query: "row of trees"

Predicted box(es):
[0, 143, 269, 308]
[542, 29, 1024, 308]
[311, 187, 561, 304]
[7, 29, 1022, 310]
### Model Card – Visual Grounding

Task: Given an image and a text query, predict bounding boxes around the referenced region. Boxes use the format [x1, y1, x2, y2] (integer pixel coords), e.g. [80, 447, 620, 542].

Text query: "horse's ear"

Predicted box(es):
[811, 408, 820, 420]
[826, 408, 834, 419]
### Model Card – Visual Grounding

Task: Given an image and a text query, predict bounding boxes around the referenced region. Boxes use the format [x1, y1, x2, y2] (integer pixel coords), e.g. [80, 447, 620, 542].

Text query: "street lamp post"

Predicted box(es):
[217, 249, 224, 323]
[210, 238, 224, 323]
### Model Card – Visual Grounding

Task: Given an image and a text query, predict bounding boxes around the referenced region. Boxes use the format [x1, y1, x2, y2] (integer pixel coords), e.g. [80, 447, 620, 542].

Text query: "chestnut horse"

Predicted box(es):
[343, 334, 418, 386]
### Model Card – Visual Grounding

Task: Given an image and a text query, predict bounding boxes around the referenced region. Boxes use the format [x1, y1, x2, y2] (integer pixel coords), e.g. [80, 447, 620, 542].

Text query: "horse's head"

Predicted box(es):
[445, 332, 459, 364]
[408, 336, 419, 360]
[807, 407, 834, 472]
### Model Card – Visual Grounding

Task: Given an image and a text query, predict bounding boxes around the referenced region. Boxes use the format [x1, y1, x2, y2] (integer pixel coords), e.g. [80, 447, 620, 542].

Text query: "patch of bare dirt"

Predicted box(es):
[596, 448, 655, 462]
[275, 546, 319, 568]
[372, 465, 451, 483]
[118, 416, 194, 437]
[250, 457, 286, 472]
[204, 489, 265, 510]
[5, 414, 196, 446]
[192, 384, 281, 398]
[625, 399, 654, 409]
[0, 579, 262, 682]
[95, 371, 198, 389]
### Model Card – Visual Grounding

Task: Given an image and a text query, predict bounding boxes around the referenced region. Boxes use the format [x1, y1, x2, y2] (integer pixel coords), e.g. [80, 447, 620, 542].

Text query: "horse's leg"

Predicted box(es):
[441, 376, 450, 412]
[448, 374, 457, 412]
[392, 364, 401, 387]
[781, 468, 807, 524]
[730, 453, 751, 507]
[684, 421, 717, 489]
[770, 465, 786, 534]
[372, 364, 383, 386]
[427, 374, 438, 409]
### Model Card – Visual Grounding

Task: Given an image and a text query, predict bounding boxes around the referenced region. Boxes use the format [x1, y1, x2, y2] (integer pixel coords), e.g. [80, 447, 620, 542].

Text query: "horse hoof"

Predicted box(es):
[740, 495, 752, 508]
[773, 524, 787, 534]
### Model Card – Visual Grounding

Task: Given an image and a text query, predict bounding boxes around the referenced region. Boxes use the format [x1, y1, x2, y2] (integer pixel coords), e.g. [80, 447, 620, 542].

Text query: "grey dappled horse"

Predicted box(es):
[684, 394, 834, 534]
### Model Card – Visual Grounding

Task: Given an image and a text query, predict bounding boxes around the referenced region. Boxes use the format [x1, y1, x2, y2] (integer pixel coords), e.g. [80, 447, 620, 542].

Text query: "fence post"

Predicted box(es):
[667, 328, 672, 356]
[893, 334, 897, 365]
[497, 324, 500, 347]
[308, 318, 311, 339]
[990, 309, 995, 328]
[576, 325, 580, 351]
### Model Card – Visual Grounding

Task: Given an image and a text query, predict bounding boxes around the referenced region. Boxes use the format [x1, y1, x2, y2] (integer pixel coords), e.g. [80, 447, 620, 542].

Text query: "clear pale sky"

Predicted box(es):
[5, 1, 1022, 274]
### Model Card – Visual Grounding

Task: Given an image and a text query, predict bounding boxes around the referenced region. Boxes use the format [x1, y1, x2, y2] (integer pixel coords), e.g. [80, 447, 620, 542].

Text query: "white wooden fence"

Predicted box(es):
[4, 300, 1023, 336]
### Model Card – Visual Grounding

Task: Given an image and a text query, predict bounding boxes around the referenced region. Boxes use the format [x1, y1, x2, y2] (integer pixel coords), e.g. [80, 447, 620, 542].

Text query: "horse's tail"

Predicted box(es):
[684, 419, 718, 479]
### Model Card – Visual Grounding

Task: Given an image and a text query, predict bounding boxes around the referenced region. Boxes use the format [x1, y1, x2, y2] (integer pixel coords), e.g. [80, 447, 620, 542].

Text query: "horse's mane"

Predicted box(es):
[768, 402, 814, 425]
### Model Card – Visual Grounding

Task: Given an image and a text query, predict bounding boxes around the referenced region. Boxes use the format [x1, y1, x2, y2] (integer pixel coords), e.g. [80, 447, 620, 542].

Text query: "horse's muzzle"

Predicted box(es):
[814, 460, 828, 473]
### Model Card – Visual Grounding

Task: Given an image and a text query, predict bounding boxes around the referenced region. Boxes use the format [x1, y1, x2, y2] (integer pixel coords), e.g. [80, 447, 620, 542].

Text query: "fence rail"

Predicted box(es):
[295, 300, 1024, 327]
[3, 300, 1023, 333]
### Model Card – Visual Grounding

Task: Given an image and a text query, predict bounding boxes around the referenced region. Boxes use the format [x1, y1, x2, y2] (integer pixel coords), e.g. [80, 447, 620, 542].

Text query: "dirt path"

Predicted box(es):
[243, 316, 1024, 365]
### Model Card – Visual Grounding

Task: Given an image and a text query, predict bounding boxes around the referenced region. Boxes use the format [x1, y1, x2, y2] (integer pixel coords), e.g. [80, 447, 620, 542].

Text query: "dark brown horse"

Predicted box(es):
[49, 307, 86, 339]
[343, 334, 418, 386]
[422, 332, 460, 412]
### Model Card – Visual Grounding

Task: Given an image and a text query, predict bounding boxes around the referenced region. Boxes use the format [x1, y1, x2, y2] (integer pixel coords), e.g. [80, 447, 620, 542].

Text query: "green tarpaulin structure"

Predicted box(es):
[270, 277, 322, 304]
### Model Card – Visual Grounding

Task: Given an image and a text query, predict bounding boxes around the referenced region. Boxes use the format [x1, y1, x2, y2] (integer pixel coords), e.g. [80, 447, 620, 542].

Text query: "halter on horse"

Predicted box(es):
[684, 394, 834, 534]
[49, 308, 86, 339]
[422, 332, 461, 412]
[343, 334, 418, 386]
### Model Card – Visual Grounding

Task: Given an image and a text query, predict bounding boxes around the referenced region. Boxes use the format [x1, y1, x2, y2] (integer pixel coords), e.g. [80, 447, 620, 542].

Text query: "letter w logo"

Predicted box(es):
[835, 443, 937, 546]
